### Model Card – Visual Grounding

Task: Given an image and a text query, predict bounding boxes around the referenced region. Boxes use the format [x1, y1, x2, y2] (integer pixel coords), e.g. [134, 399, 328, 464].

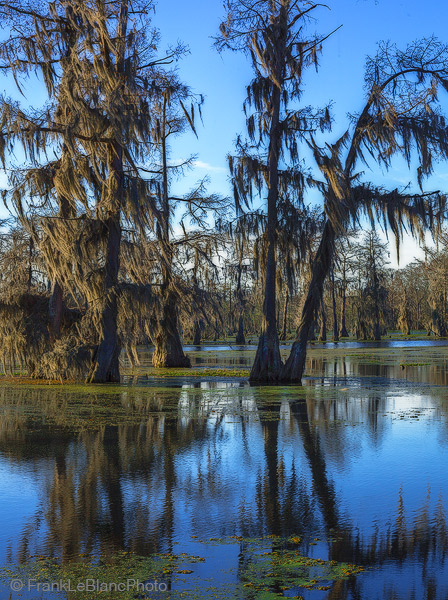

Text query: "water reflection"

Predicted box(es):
[0, 378, 447, 599]
[124, 341, 448, 392]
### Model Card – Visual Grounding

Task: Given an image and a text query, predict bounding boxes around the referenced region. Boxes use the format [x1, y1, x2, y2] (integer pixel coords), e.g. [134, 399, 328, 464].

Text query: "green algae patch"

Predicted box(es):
[0, 538, 366, 599]
[0, 552, 205, 599]
[194, 535, 365, 598]
[242, 549, 364, 597]
[146, 368, 250, 378]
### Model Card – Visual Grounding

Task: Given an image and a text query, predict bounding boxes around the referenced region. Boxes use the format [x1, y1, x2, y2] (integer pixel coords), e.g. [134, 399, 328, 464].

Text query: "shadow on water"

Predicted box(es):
[1, 344, 448, 598]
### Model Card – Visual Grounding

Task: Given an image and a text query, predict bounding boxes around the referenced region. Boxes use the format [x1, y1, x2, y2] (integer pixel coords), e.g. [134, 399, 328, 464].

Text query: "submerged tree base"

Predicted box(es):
[152, 292, 191, 368]
[280, 339, 307, 383]
[152, 351, 191, 368]
[249, 331, 283, 383]
[152, 330, 191, 368]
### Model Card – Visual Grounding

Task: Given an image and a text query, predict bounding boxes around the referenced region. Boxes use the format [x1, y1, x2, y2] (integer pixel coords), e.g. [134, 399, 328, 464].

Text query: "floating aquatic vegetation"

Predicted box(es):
[0, 536, 365, 600]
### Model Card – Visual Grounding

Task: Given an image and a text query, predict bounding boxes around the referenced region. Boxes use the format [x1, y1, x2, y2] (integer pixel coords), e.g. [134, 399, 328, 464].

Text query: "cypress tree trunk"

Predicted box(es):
[88, 3, 128, 383]
[318, 304, 327, 341]
[27, 236, 33, 291]
[193, 320, 202, 346]
[398, 295, 411, 335]
[49, 280, 64, 339]
[430, 299, 447, 337]
[280, 290, 289, 341]
[249, 11, 286, 382]
[235, 315, 246, 344]
[49, 191, 72, 339]
[235, 264, 246, 345]
[250, 226, 283, 381]
[331, 270, 339, 341]
[339, 286, 349, 337]
[281, 221, 335, 383]
[88, 207, 122, 383]
[152, 93, 191, 368]
[152, 290, 191, 367]
[372, 294, 381, 340]
[371, 238, 382, 341]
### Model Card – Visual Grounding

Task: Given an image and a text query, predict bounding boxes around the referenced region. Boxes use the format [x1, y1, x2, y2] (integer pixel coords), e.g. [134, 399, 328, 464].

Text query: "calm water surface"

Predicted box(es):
[1, 341, 448, 599]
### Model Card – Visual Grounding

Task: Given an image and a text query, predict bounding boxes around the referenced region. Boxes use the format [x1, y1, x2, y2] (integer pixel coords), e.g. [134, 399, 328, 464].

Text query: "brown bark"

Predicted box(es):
[235, 315, 246, 345]
[49, 280, 64, 339]
[280, 289, 289, 341]
[235, 263, 246, 344]
[318, 302, 327, 341]
[331, 269, 339, 341]
[88, 208, 122, 383]
[281, 221, 335, 382]
[49, 192, 72, 339]
[339, 288, 349, 337]
[193, 320, 202, 346]
[152, 290, 191, 367]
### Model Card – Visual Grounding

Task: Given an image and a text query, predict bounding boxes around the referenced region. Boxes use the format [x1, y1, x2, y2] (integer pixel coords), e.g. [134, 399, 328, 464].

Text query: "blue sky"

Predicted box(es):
[153, 0, 448, 266]
[1, 0, 448, 265]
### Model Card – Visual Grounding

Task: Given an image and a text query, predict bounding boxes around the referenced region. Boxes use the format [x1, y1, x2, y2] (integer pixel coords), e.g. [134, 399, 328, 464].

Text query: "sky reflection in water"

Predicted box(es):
[0, 342, 448, 599]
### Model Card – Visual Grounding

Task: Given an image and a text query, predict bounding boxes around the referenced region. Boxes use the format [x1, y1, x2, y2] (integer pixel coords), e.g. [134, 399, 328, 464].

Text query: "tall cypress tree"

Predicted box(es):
[217, 0, 331, 382]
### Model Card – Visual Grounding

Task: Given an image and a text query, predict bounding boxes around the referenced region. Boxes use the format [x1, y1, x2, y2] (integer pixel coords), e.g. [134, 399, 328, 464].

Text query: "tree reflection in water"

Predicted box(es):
[0, 380, 447, 599]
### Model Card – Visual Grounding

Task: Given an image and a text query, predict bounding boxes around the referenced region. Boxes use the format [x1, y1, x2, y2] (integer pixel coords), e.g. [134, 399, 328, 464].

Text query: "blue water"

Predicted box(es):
[1, 343, 448, 599]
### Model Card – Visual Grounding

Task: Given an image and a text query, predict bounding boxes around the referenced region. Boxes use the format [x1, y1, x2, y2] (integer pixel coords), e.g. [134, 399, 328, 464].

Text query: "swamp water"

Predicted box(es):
[0, 341, 448, 599]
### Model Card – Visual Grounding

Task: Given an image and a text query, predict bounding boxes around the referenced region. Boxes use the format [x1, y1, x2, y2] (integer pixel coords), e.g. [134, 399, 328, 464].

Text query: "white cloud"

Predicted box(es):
[377, 229, 433, 269]
[192, 160, 226, 173]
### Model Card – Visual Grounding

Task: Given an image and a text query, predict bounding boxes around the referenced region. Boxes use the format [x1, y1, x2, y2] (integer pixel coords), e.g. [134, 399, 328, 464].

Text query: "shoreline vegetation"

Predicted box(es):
[0, 333, 445, 386]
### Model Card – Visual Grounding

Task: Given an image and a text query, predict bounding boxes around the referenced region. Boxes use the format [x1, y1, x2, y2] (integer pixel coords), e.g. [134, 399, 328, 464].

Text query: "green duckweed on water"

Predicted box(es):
[0, 536, 365, 599]
[146, 368, 251, 378]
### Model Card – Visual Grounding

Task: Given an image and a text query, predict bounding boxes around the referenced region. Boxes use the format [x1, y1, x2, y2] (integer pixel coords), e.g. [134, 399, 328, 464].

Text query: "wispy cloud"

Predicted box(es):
[192, 160, 227, 173]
